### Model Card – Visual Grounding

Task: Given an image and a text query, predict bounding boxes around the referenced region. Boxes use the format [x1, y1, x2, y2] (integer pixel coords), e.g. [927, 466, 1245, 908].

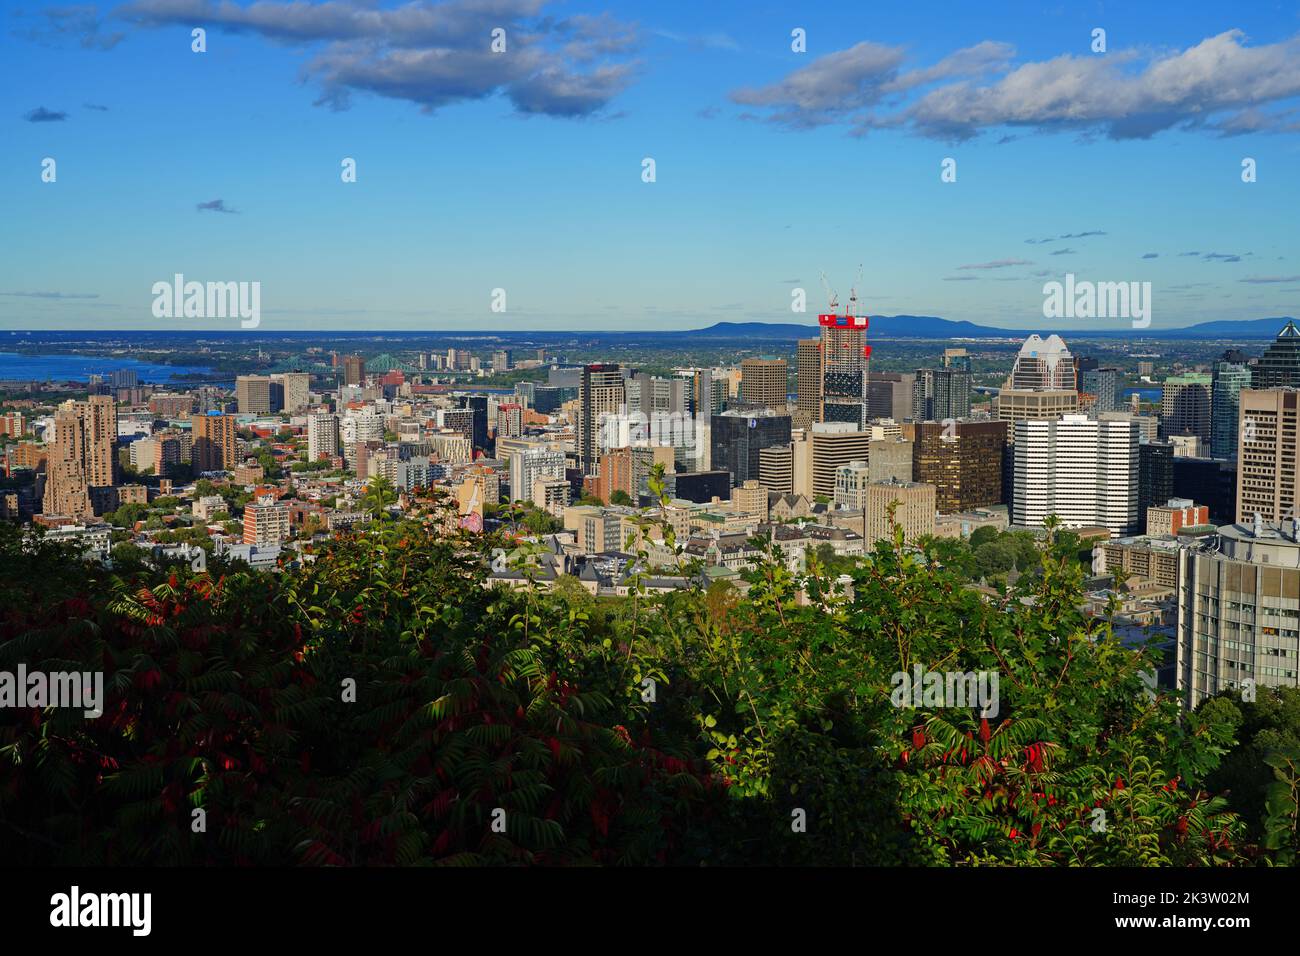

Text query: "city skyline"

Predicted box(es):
[5, 0, 1300, 332]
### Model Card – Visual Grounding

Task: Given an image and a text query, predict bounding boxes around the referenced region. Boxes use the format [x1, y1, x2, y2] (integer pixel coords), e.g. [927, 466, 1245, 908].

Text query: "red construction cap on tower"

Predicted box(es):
[817, 314, 869, 329]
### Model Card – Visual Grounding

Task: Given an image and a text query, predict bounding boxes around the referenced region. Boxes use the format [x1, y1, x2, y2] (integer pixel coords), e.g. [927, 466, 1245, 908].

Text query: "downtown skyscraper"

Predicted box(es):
[817, 299, 871, 429]
[1012, 415, 1139, 535]
[578, 363, 626, 475]
[42, 395, 116, 520]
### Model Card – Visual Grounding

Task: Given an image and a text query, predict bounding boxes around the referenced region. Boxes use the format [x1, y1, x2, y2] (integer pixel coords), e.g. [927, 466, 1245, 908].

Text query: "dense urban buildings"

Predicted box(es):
[710, 409, 792, 489]
[995, 334, 1080, 425]
[1012, 415, 1139, 535]
[1177, 518, 1300, 708]
[1251, 320, 1300, 389]
[191, 411, 238, 473]
[1160, 373, 1212, 443]
[42, 395, 116, 519]
[818, 310, 870, 428]
[806, 422, 871, 500]
[1236, 388, 1299, 523]
[1080, 366, 1121, 413]
[738, 358, 788, 410]
[1211, 352, 1252, 459]
[908, 420, 1007, 513]
[864, 479, 936, 551]
[912, 366, 972, 422]
[236, 375, 274, 416]
[795, 338, 822, 426]
[577, 364, 626, 475]
[342, 355, 366, 387]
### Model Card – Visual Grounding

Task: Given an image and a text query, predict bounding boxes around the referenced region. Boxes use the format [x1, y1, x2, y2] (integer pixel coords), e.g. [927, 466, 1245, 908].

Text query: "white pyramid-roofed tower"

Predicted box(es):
[1007, 334, 1076, 390]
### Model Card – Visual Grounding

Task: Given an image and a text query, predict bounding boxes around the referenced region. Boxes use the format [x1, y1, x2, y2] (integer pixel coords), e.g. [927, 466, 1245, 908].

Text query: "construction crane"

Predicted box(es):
[819, 271, 839, 315]
[846, 264, 864, 318]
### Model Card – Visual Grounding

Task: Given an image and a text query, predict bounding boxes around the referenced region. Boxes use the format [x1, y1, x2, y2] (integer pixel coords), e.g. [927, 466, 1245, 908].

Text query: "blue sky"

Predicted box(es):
[3, 0, 1300, 332]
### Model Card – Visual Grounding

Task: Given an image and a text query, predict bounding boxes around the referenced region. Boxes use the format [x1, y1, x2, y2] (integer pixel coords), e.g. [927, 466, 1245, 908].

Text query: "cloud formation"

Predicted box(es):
[197, 199, 239, 214]
[732, 30, 1300, 140]
[117, 0, 638, 117]
[957, 259, 1031, 270]
[14, 4, 125, 51]
[24, 106, 68, 122]
[730, 40, 1011, 129]
[0, 291, 99, 299]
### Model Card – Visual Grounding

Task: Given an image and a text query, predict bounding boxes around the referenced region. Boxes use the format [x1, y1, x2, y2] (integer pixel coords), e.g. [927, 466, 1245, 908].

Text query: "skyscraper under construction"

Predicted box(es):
[817, 278, 872, 429]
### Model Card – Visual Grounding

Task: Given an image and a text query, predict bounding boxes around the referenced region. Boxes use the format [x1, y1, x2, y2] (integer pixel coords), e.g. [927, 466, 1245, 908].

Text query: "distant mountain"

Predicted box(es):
[688, 315, 1297, 341]
[690, 316, 1021, 339]
[1159, 317, 1295, 339]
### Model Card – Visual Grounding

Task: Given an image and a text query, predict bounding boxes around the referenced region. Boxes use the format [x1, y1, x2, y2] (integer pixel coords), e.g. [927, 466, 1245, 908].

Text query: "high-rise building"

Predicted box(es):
[439, 408, 471, 447]
[833, 459, 872, 510]
[493, 349, 513, 371]
[307, 413, 340, 462]
[809, 422, 871, 500]
[1012, 415, 1139, 535]
[710, 409, 792, 488]
[673, 470, 731, 504]
[243, 496, 290, 546]
[758, 444, 794, 495]
[1139, 440, 1175, 518]
[909, 420, 1007, 513]
[147, 394, 195, 419]
[865, 371, 914, 422]
[732, 480, 768, 519]
[509, 447, 567, 504]
[42, 396, 116, 518]
[995, 389, 1079, 424]
[1100, 410, 1160, 445]
[532, 385, 574, 415]
[819, 307, 870, 428]
[192, 412, 238, 473]
[236, 375, 274, 416]
[795, 338, 822, 425]
[578, 364, 626, 475]
[1211, 356, 1252, 459]
[627, 373, 687, 417]
[1237, 388, 1300, 523]
[496, 403, 523, 439]
[458, 395, 489, 450]
[995, 335, 1079, 425]
[865, 480, 936, 551]
[912, 367, 972, 421]
[629, 445, 676, 500]
[1251, 320, 1300, 389]
[739, 358, 788, 410]
[590, 447, 636, 504]
[533, 479, 570, 517]
[274, 372, 311, 414]
[342, 355, 366, 387]
[1008, 334, 1076, 390]
[683, 368, 727, 418]
[1160, 373, 1212, 443]
[942, 348, 971, 372]
[1080, 367, 1121, 413]
[868, 438, 913, 484]
[1176, 519, 1300, 708]
[1173, 457, 1237, 525]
